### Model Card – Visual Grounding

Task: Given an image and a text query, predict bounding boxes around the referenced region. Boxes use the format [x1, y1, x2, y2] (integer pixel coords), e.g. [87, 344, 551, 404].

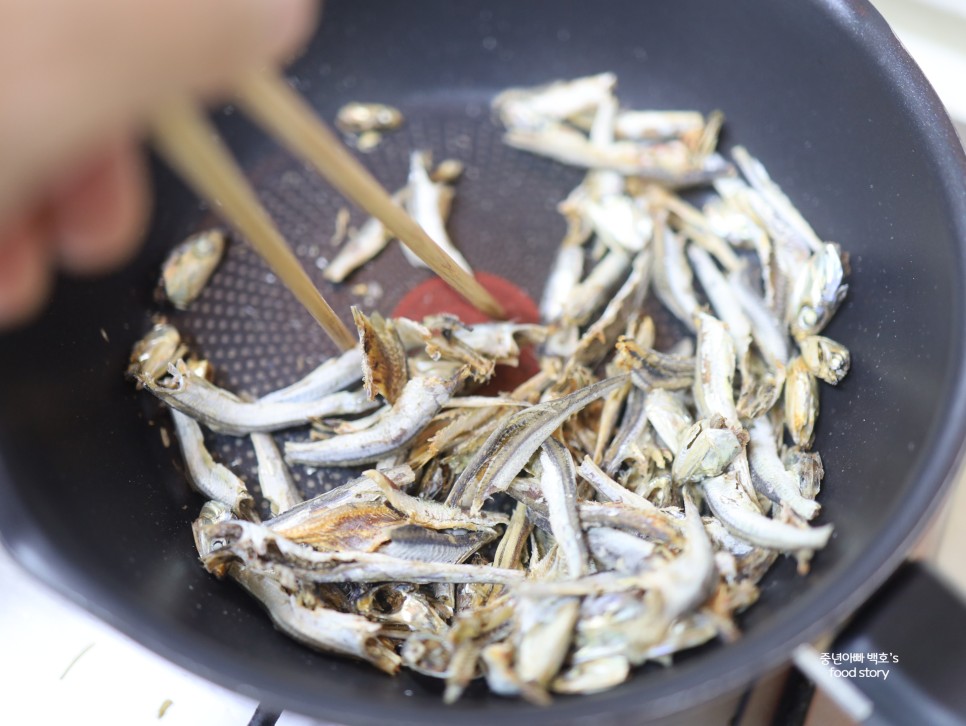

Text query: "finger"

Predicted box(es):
[0, 0, 318, 224]
[48, 138, 150, 275]
[99, 0, 319, 103]
[0, 214, 53, 328]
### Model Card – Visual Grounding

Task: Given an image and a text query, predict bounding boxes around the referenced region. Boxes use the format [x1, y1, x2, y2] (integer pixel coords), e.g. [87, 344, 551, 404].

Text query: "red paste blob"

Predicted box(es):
[392, 273, 541, 394]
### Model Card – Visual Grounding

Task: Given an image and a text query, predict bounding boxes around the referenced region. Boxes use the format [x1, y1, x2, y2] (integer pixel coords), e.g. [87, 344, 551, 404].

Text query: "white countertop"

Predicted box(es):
[0, 544, 266, 726]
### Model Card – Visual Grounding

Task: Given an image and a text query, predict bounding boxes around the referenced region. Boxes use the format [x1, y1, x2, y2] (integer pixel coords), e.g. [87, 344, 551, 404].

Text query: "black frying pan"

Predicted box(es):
[2, 0, 966, 723]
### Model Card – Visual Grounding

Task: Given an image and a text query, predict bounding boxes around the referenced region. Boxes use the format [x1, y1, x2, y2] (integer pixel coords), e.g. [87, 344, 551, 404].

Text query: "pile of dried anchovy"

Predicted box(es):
[129, 73, 850, 702]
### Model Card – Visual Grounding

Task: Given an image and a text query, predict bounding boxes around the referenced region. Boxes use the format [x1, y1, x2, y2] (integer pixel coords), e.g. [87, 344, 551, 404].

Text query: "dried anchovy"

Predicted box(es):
[146, 361, 378, 435]
[285, 374, 461, 467]
[448, 376, 627, 510]
[132, 72, 851, 703]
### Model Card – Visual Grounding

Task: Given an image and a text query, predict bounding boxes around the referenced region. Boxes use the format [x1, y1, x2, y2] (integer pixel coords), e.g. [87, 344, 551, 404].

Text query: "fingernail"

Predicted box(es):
[264, 0, 318, 60]
[0, 215, 53, 328]
[49, 140, 148, 276]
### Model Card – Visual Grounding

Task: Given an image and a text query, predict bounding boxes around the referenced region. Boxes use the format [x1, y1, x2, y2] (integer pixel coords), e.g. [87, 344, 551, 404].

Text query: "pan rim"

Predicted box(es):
[3, 0, 966, 722]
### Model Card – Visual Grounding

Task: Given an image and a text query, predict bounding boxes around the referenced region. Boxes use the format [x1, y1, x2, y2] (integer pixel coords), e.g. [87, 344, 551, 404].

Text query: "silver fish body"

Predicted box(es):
[552, 654, 630, 695]
[235, 567, 401, 673]
[613, 110, 704, 140]
[323, 187, 407, 283]
[285, 374, 459, 467]
[712, 176, 790, 319]
[702, 195, 768, 250]
[644, 389, 694, 453]
[799, 335, 850, 385]
[702, 474, 832, 553]
[586, 527, 656, 574]
[403, 151, 472, 273]
[452, 323, 546, 363]
[503, 122, 730, 185]
[204, 520, 524, 585]
[644, 491, 716, 627]
[541, 241, 585, 324]
[192, 502, 400, 673]
[515, 595, 580, 692]
[693, 312, 739, 426]
[251, 432, 302, 515]
[601, 385, 650, 475]
[509, 476, 681, 545]
[728, 272, 790, 367]
[577, 456, 657, 512]
[127, 322, 187, 382]
[732, 146, 823, 256]
[788, 243, 848, 340]
[336, 102, 403, 134]
[354, 584, 448, 636]
[161, 229, 226, 310]
[258, 347, 364, 404]
[623, 344, 695, 391]
[702, 516, 756, 559]
[652, 222, 700, 332]
[687, 245, 752, 352]
[379, 525, 498, 564]
[147, 361, 378, 435]
[560, 249, 631, 326]
[264, 466, 413, 532]
[538, 438, 589, 578]
[170, 410, 255, 519]
[747, 416, 819, 520]
[482, 642, 524, 697]
[583, 95, 626, 204]
[492, 73, 617, 130]
[571, 250, 652, 368]
[784, 356, 819, 448]
[638, 613, 717, 663]
[362, 470, 510, 531]
[584, 195, 652, 254]
[450, 375, 628, 511]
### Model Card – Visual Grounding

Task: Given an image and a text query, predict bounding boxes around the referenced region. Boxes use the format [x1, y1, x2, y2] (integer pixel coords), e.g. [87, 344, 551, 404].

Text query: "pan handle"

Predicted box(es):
[804, 562, 966, 725]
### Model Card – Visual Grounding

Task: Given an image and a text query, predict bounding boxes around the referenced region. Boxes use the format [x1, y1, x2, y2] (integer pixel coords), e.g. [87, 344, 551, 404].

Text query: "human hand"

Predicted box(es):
[0, 0, 317, 327]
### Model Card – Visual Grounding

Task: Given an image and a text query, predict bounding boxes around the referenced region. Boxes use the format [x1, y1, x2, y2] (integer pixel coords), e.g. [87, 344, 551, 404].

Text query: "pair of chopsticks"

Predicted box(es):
[150, 70, 505, 352]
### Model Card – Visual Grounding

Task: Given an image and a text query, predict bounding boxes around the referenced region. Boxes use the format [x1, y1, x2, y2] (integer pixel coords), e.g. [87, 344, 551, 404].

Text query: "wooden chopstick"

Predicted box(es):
[235, 70, 507, 320]
[150, 97, 357, 352]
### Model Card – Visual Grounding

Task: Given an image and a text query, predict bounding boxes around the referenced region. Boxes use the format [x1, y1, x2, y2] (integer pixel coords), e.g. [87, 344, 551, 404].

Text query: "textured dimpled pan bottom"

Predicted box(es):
[152, 107, 585, 518]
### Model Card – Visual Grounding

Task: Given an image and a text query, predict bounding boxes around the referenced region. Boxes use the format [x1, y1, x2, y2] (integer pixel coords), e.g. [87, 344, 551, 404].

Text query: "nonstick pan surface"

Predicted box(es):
[2, 1, 966, 724]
